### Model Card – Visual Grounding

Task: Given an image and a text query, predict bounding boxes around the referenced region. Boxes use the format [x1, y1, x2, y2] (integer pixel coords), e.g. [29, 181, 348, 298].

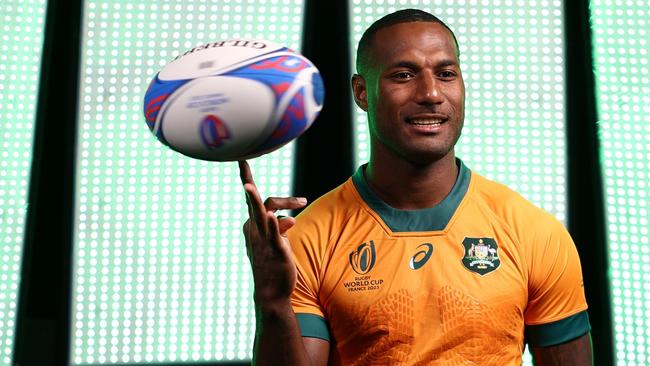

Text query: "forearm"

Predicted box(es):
[253, 299, 311, 366]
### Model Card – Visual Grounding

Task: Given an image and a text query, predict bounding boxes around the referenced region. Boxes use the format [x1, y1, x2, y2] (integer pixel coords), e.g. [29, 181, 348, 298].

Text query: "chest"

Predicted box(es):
[318, 221, 529, 354]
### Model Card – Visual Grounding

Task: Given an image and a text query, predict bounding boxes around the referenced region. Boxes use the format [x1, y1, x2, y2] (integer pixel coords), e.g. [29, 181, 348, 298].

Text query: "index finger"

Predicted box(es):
[238, 160, 268, 233]
[238, 160, 255, 186]
[238, 160, 265, 214]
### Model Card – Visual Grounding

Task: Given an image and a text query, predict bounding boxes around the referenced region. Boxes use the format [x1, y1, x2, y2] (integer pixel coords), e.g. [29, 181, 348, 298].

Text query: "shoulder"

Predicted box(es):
[287, 177, 367, 277]
[468, 172, 567, 241]
[294, 178, 359, 226]
[470, 173, 539, 215]
[288, 177, 363, 247]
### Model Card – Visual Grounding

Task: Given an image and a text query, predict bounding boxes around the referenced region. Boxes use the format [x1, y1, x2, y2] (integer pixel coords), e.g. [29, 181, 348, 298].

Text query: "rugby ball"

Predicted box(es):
[143, 39, 324, 161]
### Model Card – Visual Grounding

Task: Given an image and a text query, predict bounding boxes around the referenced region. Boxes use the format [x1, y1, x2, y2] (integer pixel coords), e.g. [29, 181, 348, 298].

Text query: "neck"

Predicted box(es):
[365, 152, 459, 210]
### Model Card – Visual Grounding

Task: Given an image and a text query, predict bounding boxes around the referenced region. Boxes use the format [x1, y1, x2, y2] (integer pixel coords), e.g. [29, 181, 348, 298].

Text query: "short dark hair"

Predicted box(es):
[356, 9, 460, 75]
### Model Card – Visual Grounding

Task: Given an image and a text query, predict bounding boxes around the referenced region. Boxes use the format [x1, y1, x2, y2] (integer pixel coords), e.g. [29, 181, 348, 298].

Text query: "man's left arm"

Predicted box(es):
[524, 212, 593, 365]
[531, 332, 593, 366]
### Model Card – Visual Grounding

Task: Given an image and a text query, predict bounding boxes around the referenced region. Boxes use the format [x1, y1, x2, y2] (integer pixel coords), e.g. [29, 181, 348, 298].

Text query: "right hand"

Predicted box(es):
[239, 160, 308, 305]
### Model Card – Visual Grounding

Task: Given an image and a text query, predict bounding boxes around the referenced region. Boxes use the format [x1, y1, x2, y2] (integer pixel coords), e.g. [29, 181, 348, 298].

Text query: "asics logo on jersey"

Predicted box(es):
[349, 241, 376, 275]
[409, 243, 434, 270]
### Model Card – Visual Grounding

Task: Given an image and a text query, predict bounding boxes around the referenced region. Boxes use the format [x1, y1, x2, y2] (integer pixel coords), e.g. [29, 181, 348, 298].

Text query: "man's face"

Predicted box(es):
[353, 21, 465, 165]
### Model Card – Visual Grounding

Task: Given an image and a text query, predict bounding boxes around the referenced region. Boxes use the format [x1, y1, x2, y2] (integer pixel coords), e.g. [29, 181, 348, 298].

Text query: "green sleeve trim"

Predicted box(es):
[525, 310, 591, 347]
[295, 313, 330, 341]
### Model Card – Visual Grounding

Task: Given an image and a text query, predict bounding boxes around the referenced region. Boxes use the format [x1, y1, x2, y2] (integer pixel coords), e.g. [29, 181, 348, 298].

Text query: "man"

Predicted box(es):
[239, 9, 592, 365]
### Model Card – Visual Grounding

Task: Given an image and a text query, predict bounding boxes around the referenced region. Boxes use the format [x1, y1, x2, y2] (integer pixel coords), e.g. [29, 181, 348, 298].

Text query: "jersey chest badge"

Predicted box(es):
[461, 237, 501, 276]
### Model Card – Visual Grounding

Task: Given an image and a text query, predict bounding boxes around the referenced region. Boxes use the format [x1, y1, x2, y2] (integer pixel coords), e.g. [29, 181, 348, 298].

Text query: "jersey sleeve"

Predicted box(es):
[524, 215, 591, 347]
[286, 211, 331, 341]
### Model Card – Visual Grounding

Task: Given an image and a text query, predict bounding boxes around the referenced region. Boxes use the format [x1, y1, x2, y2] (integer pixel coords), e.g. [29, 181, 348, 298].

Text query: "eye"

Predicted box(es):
[438, 70, 457, 80]
[392, 71, 414, 80]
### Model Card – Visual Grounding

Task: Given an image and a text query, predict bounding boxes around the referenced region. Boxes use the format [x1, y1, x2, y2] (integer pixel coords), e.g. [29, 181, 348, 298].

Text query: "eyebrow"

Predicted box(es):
[388, 59, 458, 69]
[437, 59, 458, 68]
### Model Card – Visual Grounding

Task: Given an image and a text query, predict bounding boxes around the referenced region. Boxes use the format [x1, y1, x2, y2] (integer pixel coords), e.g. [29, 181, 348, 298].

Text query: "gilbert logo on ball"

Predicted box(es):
[143, 39, 324, 161]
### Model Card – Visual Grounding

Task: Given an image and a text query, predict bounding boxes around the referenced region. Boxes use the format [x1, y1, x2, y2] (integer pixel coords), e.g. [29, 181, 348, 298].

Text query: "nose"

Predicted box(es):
[415, 71, 444, 105]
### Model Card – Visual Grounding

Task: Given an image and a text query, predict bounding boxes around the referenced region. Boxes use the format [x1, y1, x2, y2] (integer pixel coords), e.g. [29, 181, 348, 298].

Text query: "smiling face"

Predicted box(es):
[353, 21, 465, 166]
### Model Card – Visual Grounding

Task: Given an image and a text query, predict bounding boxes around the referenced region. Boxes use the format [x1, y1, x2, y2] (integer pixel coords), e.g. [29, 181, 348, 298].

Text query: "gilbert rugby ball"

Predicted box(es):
[143, 39, 324, 161]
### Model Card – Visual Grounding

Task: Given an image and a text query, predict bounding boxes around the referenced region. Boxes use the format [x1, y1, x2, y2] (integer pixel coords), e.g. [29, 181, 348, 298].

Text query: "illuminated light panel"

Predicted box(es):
[0, 1, 47, 365]
[591, 2, 650, 365]
[349, 2, 566, 365]
[72, 0, 304, 363]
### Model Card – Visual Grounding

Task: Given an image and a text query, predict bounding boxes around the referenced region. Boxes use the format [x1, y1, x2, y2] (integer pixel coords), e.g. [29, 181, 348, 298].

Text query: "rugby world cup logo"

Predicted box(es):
[349, 241, 376, 275]
[199, 115, 231, 149]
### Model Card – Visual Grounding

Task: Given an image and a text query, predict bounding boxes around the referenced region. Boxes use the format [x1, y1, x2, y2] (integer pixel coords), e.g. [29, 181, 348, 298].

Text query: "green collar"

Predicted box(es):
[351, 159, 471, 232]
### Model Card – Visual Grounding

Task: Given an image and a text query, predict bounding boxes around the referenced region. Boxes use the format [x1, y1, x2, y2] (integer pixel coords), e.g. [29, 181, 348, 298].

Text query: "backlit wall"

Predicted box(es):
[350, 1, 567, 222]
[591, 2, 650, 365]
[0, 1, 47, 365]
[48, 0, 649, 364]
[71, 1, 304, 363]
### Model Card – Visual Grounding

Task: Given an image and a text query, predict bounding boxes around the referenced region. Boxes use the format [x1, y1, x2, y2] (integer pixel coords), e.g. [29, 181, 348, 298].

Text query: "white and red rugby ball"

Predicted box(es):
[143, 39, 324, 161]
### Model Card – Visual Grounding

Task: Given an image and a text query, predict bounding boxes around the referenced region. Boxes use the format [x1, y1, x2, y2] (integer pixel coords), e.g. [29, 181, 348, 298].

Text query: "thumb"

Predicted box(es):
[277, 216, 296, 236]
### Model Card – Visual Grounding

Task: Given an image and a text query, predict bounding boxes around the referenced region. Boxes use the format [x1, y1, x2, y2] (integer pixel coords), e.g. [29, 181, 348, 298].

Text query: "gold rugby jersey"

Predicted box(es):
[287, 159, 590, 366]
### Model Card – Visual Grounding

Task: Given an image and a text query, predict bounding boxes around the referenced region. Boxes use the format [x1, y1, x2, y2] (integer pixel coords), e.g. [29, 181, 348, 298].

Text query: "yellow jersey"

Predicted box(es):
[287, 159, 590, 365]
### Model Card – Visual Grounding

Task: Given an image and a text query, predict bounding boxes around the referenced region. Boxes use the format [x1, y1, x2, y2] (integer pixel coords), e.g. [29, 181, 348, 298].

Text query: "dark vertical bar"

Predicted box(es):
[564, 1, 613, 365]
[293, 1, 353, 203]
[13, 0, 83, 364]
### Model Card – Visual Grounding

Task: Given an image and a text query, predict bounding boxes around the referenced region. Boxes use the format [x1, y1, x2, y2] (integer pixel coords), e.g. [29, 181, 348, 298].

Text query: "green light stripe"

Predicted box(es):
[590, 1, 650, 364]
[0, 1, 48, 365]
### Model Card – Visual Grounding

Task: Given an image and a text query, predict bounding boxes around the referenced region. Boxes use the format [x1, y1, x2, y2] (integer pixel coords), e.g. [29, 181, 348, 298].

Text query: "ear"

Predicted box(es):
[351, 74, 368, 111]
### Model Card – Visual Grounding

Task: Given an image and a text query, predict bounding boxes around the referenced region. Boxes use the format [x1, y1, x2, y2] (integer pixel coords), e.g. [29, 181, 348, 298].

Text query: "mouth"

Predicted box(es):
[406, 114, 449, 127]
